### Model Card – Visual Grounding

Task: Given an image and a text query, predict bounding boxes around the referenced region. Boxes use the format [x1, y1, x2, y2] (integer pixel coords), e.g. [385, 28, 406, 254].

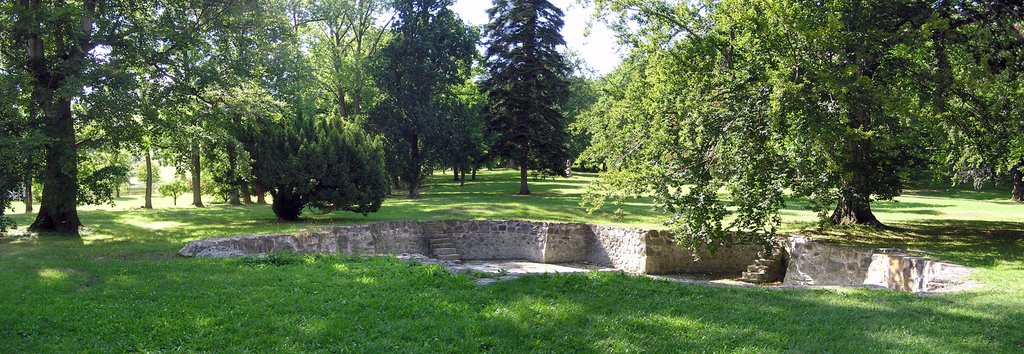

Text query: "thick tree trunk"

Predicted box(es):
[254, 183, 267, 205]
[226, 143, 241, 206]
[408, 135, 421, 199]
[30, 99, 82, 234]
[471, 168, 477, 181]
[831, 192, 881, 226]
[241, 183, 253, 205]
[1011, 162, 1024, 202]
[518, 163, 530, 195]
[190, 144, 204, 208]
[453, 167, 460, 182]
[460, 169, 466, 186]
[144, 150, 153, 209]
[24, 176, 33, 214]
[831, 89, 881, 226]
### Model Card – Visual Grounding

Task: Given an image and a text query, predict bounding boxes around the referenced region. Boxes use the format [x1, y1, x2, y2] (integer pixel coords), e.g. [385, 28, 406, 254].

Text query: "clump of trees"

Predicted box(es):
[583, 0, 1023, 252]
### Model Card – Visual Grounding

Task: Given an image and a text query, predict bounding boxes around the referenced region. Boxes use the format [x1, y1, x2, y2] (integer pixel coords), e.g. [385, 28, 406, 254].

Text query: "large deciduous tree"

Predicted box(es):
[2, 0, 148, 234]
[368, 0, 476, 198]
[585, 0, 1020, 252]
[482, 0, 572, 195]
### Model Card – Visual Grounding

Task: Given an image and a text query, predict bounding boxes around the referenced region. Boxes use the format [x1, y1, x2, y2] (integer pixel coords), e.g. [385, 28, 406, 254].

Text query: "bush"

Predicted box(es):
[240, 114, 387, 221]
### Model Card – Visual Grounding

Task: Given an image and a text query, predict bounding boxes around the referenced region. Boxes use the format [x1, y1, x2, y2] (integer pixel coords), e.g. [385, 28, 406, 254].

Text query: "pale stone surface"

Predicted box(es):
[783, 236, 975, 293]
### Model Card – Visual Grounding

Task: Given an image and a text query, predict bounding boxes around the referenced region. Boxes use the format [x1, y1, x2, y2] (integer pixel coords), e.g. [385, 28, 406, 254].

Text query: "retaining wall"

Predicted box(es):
[179, 220, 761, 275]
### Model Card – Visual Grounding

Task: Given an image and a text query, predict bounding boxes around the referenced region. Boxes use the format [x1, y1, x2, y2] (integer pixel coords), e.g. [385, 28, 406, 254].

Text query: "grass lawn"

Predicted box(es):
[1, 170, 1022, 352]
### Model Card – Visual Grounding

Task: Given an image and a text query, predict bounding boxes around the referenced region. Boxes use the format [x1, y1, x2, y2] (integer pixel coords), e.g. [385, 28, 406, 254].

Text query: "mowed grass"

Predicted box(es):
[1, 170, 1023, 352]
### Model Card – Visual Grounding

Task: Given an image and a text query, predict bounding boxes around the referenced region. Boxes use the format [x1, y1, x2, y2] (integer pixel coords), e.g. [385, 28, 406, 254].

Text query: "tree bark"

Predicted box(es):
[1012, 161, 1024, 202]
[30, 99, 82, 234]
[518, 162, 530, 195]
[460, 168, 466, 186]
[241, 183, 253, 204]
[471, 168, 477, 181]
[190, 144, 204, 207]
[254, 183, 267, 205]
[226, 142, 241, 206]
[144, 150, 153, 209]
[24, 175, 33, 214]
[408, 135, 421, 199]
[831, 94, 881, 225]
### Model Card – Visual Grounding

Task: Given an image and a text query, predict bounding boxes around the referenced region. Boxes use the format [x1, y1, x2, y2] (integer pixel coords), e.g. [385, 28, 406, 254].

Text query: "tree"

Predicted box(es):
[482, 0, 572, 195]
[159, 179, 189, 206]
[240, 112, 387, 221]
[583, 0, 1018, 252]
[368, 0, 476, 199]
[1, 0, 148, 234]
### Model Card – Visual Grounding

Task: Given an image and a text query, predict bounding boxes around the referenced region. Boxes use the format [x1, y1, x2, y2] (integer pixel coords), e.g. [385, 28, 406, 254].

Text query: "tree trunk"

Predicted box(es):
[408, 135, 421, 199]
[24, 176, 33, 214]
[226, 142, 241, 206]
[241, 183, 253, 204]
[254, 183, 267, 205]
[190, 144, 204, 208]
[144, 150, 153, 209]
[518, 162, 530, 195]
[471, 168, 477, 181]
[337, 85, 347, 118]
[30, 99, 82, 235]
[1012, 161, 1024, 202]
[453, 167, 460, 182]
[460, 169, 466, 186]
[831, 86, 881, 226]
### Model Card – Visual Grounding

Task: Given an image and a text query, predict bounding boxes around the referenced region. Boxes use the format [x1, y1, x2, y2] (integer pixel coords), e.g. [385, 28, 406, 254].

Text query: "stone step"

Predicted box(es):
[436, 254, 461, 261]
[740, 271, 772, 283]
[433, 247, 458, 255]
[747, 265, 769, 273]
[755, 259, 777, 267]
[431, 243, 454, 249]
[429, 237, 452, 244]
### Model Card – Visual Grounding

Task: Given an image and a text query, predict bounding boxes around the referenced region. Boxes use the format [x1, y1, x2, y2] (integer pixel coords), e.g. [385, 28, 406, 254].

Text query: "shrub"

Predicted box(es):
[240, 114, 387, 221]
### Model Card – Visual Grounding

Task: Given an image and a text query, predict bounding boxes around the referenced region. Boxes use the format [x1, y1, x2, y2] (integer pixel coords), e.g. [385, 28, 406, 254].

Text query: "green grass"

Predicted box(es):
[2, 170, 1023, 352]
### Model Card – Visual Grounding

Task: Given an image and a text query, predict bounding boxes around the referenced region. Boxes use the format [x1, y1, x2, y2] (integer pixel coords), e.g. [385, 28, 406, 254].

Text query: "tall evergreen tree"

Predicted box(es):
[483, 0, 571, 195]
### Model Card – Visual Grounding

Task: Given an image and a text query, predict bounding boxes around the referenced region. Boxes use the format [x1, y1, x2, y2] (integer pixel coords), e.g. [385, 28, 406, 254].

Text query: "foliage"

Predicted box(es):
[482, 0, 572, 194]
[158, 179, 190, 206]
[584, 0, 1022, 252]
[368, 0, 477, 198]
[241, 113, 387, 221]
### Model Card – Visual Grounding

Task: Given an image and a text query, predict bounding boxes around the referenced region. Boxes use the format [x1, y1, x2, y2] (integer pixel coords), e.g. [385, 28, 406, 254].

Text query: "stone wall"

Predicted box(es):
[645, 230, 765, 274]
[178, 220, 761, 275]
[178, 221, 973, 293]
[783, 236, 973, 293]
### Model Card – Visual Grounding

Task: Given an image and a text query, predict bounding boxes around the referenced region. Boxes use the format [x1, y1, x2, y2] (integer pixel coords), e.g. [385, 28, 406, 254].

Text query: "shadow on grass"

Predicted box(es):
[802, 219, 1024, 268]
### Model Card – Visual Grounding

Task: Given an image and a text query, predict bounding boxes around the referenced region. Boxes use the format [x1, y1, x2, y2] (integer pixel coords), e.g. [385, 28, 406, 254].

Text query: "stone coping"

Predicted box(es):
[177, 220, 976, 294]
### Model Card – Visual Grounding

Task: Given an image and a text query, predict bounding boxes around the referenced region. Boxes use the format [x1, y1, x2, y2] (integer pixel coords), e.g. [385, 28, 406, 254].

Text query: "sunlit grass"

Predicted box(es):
[1, 169, 1022, 351]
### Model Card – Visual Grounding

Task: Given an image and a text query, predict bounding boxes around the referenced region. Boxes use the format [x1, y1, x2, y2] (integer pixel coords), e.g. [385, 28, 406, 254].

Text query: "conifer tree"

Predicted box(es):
[483, 0, 572, 195]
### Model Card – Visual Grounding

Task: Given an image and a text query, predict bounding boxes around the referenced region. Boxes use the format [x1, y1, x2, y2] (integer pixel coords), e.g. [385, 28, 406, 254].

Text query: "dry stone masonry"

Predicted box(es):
[178, 220, 974, 293]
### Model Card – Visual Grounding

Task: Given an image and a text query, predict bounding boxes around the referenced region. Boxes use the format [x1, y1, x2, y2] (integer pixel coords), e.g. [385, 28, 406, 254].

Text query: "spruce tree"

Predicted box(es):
[483, 0, 571, 195]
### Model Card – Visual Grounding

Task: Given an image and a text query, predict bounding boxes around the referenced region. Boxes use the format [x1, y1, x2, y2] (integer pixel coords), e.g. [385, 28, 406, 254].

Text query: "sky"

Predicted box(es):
[451, 0, 624, 76]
